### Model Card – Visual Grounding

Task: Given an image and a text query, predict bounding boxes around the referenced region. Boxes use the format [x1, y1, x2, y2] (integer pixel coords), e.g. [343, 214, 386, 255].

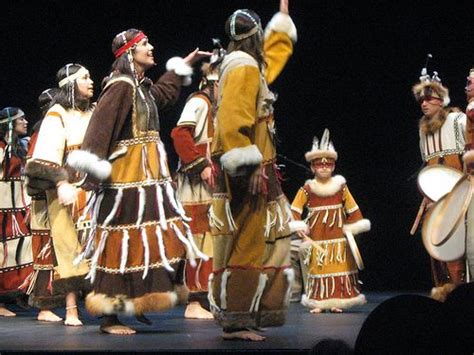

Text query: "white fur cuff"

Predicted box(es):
[343, 219, 371, 235]
[220, 145, 263, 176]
[463, 150, 474, 164]
[166, 57, 193, 86]
[67, 150, 112, 181]
[265, 12, 298, 42]
[289, 220, 308, 234]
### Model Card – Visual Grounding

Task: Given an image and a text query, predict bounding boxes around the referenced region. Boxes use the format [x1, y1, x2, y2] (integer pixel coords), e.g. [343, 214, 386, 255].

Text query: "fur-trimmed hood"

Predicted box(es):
[306, 175, 346, 197]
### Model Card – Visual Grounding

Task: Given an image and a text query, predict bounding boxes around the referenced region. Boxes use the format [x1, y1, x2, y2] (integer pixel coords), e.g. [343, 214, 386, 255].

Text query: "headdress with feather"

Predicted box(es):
[412, 54, 450, 107]
[305, 129, 338, 162]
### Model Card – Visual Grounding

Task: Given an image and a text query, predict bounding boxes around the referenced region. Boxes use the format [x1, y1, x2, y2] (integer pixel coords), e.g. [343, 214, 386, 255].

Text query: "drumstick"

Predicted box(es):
[410, 197, 428, 235]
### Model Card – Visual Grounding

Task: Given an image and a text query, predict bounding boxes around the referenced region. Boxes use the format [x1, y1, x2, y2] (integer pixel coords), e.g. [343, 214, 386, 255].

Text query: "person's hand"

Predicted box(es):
[280, 0, 289, 14]
[201, 166, 215, 188]
[183, 48, 213, 65]
[297, 230, 308, 240]
[249, 166, 264, 195]
[57, 181, 77, 206]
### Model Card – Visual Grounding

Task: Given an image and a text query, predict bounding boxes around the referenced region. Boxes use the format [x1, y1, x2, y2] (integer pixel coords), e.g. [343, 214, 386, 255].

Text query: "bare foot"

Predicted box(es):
[100, 315, 136, 335]
[0, 306, 16, 317]
[222, 330, 266, 341]
[310, 307, 323, 314]
[65, 316, 83, 326]
[38, 310, 63, 322]
[184, 302, 213, 319]
[330, 307, 343, 313]
[65, 305, 83, 326]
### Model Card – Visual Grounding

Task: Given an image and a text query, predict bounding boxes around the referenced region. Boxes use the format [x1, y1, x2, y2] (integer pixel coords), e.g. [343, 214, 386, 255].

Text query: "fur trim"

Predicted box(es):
[259, 309, 287, 327]
[85, 287, 184, 316]
[25, 160, 68, 185]
[343, 219, 371, 235]
[301, 293, 366, 310]
[166, 57, 193, 86]
[306, 175, 346, 197]
[67, 150, 112, 180]
[220, 145, 263, 177]
[305, 150, 338, 162]
[53, 275, 92, 295]
[86, 292, 135, 316]
[289, 220, 309, 234]
[29, 294, 66, 309]
[213, 310, 258, 329]
[463, 150, 474, 164]
[264, 12, 297, 42]
[431, 283, 457, 302]
[175, 284, 190, 305]
[412, 81, 450, 107]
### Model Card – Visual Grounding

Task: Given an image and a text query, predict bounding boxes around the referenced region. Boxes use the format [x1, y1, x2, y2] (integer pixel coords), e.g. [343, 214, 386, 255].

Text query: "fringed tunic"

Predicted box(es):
[171, 92, 214, 296]
[208, 12, 299, 329]
[74, 72, 203, 317]
[291, 176, 370, 310]
[24, 105, 92, 308]
[0, 139, 33, 300]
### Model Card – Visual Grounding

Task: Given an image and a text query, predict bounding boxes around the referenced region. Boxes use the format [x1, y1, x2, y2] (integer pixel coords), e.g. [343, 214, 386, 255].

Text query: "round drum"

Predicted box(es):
[422, 175, 472, 262]
[417, 164, 464, 202]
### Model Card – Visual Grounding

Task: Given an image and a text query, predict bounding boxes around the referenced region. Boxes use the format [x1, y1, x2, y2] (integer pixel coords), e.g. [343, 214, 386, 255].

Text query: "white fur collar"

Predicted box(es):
[306, 175, 346, 197]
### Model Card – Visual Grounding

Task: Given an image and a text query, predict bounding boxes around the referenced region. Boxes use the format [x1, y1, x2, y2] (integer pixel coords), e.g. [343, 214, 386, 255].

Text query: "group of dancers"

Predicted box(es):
[0, 0, 472, 343]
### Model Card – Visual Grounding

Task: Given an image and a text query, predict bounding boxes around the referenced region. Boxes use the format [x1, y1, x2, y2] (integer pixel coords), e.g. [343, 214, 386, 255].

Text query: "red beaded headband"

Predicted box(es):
[114, 32, 146, 58]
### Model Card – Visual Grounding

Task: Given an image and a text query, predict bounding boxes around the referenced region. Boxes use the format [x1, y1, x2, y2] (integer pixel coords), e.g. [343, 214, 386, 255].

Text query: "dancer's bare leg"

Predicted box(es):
[184, 301, 213, 319]
[310, 307, 323, 314]
[0, 304, 16, 317]
[100, 315, 136, 335]
[64, 292, 82, 326]
[38, 309, 62, 322]
[330, 307, 343, 313]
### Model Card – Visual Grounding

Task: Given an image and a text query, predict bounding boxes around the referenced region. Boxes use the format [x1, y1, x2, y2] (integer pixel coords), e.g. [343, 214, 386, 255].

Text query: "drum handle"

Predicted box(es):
[410, 197, 429, 235]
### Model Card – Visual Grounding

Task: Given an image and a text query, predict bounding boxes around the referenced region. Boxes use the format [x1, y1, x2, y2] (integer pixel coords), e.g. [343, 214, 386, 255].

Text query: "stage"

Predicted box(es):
[0, 292, 421, 354]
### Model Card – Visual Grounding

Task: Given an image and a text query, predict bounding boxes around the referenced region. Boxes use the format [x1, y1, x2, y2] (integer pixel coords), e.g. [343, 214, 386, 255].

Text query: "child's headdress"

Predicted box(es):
[305, 128, 338, 162]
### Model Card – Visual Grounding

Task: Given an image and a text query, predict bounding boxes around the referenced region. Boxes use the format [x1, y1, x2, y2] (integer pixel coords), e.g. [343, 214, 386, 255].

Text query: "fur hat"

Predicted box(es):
[412, 54, 450, 107]
[305, 128, 338, 162]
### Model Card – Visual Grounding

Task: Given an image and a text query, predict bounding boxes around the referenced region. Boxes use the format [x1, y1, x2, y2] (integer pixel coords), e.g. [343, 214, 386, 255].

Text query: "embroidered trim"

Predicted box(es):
[116, 132, 160, 146]
[346, 205, 359, 214]
[102, 177, 172, 188]
[308, 204, 342, 212]
[311, 237, 346, 245]
[95, 257, 183, 274]
[33, 264, 54, 271]
[98, 217, 181, 231]
[0, 263, 33, 273]
[307, 270, 358, 279]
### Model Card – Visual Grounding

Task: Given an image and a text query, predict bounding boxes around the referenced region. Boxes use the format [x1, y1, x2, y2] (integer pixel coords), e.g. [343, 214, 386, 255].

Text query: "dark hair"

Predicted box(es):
[225, 9, 265, 70]
[0, 107, 28, 159]
[38, 88, 60, 117]
[53, 63, 93, 112]
[102, 28, 142, 87]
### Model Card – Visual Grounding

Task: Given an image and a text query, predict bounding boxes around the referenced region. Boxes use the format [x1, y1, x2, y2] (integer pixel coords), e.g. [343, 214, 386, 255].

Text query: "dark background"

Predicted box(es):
[2, 0, 472, 291]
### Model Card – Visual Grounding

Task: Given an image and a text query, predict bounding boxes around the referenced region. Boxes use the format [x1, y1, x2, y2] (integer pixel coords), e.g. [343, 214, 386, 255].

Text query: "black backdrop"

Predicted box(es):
[2, 0, 473, 291]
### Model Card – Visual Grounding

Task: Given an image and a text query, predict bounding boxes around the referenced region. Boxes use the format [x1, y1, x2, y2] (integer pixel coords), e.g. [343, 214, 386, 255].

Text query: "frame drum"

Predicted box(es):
[417, 164, 464, 202]
[422, 175, 472, 261]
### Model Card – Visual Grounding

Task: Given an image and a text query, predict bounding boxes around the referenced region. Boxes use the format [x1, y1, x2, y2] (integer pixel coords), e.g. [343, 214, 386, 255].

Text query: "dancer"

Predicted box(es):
[463, 68, 474, 281]
[68, 29, 211, 334]
[291, 129, 370, 313]
[208, 0, 304, 341]
[0, 107, 33, 317]
[171, 52, 223, 319]
[25, 64, 95, 326]
[412, 61, 467, 298]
